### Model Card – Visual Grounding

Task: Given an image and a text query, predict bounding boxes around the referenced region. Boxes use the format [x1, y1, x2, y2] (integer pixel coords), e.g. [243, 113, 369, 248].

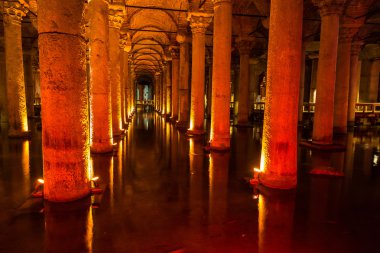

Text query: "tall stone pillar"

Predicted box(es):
[38, 0, 91, 201]
[165, 61, 172, 117]
[109, 5, 124, 136]
[127, 57, 133, 118]
[312, 0, 344, 144]
[155, 72, 161, 111]
[120, 33, 131, 126]
[309, 55, 319, 102]
[260, 0, 303, 189]
[298, 44, 306, 123]
[170, 47, 180, 121]
[236, 38, 253, 126]
[206, 55, 213, 119]
[176, 32, 190, 128]
[333, 23, 360, 133]
[209, 0, 232, 150]
[88, 0, 113, 153]
[368, 59, 380, 102]
[187, 12, 213, 135]
[161, 63, 167, 115]
[2, 1, 29, 137]
[347, 41, 363, 125]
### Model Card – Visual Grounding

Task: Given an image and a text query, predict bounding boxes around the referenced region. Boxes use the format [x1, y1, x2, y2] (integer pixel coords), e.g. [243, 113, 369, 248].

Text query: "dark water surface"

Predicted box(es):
[1, 110, 379, 253]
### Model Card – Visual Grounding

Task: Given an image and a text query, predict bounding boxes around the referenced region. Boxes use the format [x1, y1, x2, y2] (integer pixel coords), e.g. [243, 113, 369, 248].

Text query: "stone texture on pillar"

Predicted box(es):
[109, 5, 124, 136]
[2, 0, 29, 137]
[260, 0, 303, 189]
[161, 64, 167, 115]
[187, 12, 213, 135]
[120, 33, 132, 126]
[155, 72, 161, 111]
[176, 32, 190, 129]
[333, 22, 361, 133]
[38, 0, 91, 201]
[348, 41, 363, 125]
[298, 44, 306, 123]
[236, 38, 253, 126]
[88, 0, 113, 153]
[312, 0, 344, 144]
[170, 47, 180, 121]
[165, 61, 172, 117]
[209, 0, 232, 150]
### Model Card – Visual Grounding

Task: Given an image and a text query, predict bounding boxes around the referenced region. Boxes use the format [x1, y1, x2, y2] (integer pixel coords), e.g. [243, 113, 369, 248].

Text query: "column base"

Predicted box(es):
[175, 120, 188, 130]
[260, 174, 297, 190]
[234, 122, 253, 128]
[299, 139, 346, 151]
[90, 143, 113, 154]
[169, 116, 178, 123]
[209, 137, 230, 151]
[186, 128, 206, 136]
[333, 126, 347, 134]
[44, 188, 91, 203]
[8, 130, 31, 139]
[113, 128, 125, 138]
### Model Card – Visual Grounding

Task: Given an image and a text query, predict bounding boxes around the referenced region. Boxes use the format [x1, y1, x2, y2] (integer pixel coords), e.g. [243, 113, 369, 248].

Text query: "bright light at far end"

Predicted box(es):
[37, 178, 44, 184]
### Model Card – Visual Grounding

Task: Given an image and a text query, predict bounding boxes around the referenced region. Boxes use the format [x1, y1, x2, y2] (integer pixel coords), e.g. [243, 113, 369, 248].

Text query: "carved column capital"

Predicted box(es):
[1, 0, 29, 25]
[312, 0, 345, 16]
[170, 46, 180, 59]
[212, 0, 232, 5]
[176, 30, 190, 44]
[236, 38, 254, 55]
[188, 12, 213, 34]
[120, 33, 132, 52]
[109, 5, 124, 29]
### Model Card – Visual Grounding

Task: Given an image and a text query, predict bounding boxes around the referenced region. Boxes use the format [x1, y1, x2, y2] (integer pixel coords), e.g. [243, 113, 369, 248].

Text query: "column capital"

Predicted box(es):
[187, 12, 213, 34]
[351, 40, 363, 56]
[1, 0, 29, 25]
[312, 0, 345, 16]
[109, 5, 124, 29]
[212, 0, 232, 5]
[170, 46, 180, 59]
[120, 33, 132, 52]
[236, 37, 254, 55]
[176, 30, 190, 44]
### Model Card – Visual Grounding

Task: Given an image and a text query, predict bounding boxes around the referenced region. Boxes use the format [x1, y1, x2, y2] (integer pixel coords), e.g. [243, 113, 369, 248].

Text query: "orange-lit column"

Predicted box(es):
[312, 0, 344, 144]
[236, 38, 253, 126]
[38, 0, 91, 201]
[109, 5, 124, 136]
[333, 24, 359, 133]
[348, 41, 363, 125]
[260, 0, 303, 189]
[155, 72, 161, 111]
[176, 32, 190, 128]
[165, 61, 172, 117]
[127, 58, 133, 117]
[120, 35, 131, 126]
[2, 1, 29, 137]
[88, 0, 113, 153]
[187, 12, 213, 135]
[170, 47, 180, 121]
[209, 0, 232, 150]
[161, 64, 167, 115]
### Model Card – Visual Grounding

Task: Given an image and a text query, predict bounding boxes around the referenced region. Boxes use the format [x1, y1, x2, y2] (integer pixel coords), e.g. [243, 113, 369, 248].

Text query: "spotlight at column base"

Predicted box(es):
[44, 189, 91, 203]
[8, 130, 31, 139]
[90, 143, 113, 154]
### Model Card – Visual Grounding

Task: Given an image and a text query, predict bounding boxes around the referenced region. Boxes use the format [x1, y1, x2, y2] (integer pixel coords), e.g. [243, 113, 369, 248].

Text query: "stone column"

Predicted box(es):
[298, 44, 306, 123]
[165, 61, 172, 117]
[161, 64, 167, 115]
[2, 1, 29, 137]
[88, 0, 113, 153]
[38, 0, 91, 201]
[309, 55, 319, 102]
[170, 47, 180, 121]
[312, 0, 344, 144]
[206, 55, 213, 119]
[120, 33, 132, 126]
[260, 0, 303, 189]
[176, 32, 190, 128]
[155, 72, 161, 111]
[209, 0, 232, 150]
[236, 38, 253, 126]
[348, 41, 363, 125]
[368, 59, 380, 102]
[187, 12, 213, 135]
[127, 57, 133, 118]
[109, 5, 124, 136]
[333, 23, 360, 133]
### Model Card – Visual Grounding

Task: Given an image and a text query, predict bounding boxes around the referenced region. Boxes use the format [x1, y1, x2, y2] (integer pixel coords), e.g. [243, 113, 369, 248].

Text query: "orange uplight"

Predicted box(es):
[254, 168, 262, 173]
[91, 176, 99, 181]
[37, 178, 45, 184]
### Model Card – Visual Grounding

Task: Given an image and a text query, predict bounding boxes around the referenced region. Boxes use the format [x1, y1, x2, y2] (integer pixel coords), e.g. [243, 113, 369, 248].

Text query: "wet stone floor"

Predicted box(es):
[0, 110, 380, 253]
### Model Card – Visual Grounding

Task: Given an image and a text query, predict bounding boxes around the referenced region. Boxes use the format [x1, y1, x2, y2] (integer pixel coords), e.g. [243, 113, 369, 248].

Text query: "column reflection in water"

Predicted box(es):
[91, 154, 114, 210]
[45, 199, 93, 253]
[208, 152, 229, 234]
[22, 140, 30, 197]
[258, 191, 295, 253]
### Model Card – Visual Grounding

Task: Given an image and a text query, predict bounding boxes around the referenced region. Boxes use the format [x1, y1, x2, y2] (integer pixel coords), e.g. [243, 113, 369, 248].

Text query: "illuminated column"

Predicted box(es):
[209, 0, 232, 150]
[2, 1, 29, 137]
[155, 72, 161, 111]
[298, 44, 306, 123]
[347, 41, 363, 125]
[38, 0, 91, 201]
[333, 24, 360, 133]
[161, 63, 167, 115]
[260, 0, 303, 189]
[109, 5, 124, 136]
[368, 59, 380, 102]
[312, 0, 344, 144]
[170, 47, 180, 121]
[236, 38, 253, 126]
[120, 34, 131, 125]
[127, 57, 133, 117]
[165, 61, 172, 117]
[187, 12, 213, 135]
[176, 32, 190, 128]
[88, 0, 113, 153]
